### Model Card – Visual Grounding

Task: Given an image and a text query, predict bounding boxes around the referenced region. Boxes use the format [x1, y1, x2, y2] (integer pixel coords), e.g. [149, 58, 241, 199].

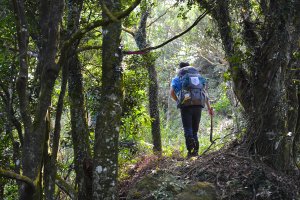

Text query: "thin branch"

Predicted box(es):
[12, 0, 33, 138]
[201, 138, 218, 155]
[0, 168, 35, 191]
[200, 132, 235, 155]
[124, 7, 213, 54]
[147, 2, 177, 28]
[81, 66, 102, 85]
[51, 55, 69, 171]
[122, 27, 135, 36]
[0, 82, 9, 101]
[76, 45, 102, 53]
[0, 82, 24, 145]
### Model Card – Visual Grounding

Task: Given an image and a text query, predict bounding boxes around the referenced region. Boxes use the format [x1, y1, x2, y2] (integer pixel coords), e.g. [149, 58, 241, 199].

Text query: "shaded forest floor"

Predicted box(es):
[119, 141, 300, 200]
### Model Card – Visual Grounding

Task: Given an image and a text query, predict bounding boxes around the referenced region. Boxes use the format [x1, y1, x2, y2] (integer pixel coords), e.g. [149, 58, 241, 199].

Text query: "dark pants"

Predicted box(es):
[180, 105, 202, 155]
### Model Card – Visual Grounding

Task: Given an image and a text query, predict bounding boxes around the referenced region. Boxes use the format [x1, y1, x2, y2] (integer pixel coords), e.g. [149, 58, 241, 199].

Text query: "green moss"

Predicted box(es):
[127, 171, 185, 199]
[176, 182, 217, 200]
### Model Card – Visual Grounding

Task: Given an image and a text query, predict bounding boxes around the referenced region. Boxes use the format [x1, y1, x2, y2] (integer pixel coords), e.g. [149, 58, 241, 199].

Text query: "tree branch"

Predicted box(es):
[123, 7, 213, 54]
[122, 27, 135, 36]
[0, 168, 35, 191]
[55, 175, 77, 200]
[200, 132, 235, 155]
[61, 0, 141, 52]
[101, 2, 119, 22]
[147, 2, 177, 28]
[0, 82, 24, 145]
[76, 45, 102, 53]
[11, 0, 33, 136]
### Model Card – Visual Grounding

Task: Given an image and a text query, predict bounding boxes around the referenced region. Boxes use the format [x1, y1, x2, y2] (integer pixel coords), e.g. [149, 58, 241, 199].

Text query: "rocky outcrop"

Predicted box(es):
[126, 171, 216, 200]
[175, 182, 217, 200]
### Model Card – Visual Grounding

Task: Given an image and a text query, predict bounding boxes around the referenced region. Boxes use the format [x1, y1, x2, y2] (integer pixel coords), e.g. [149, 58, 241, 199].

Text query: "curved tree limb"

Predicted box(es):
[55, 175, 77, 200]
[61, 0, 141, 52]
[0, 168, 78, 200]
[122, 26, 135, 36]
[123, 7, 213, 54]
[0, 168, 35, 191]
[101, 1, 119, 22]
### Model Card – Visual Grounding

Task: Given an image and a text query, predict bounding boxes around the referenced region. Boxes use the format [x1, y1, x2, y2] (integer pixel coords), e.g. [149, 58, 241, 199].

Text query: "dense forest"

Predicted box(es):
[0, 0, 299, 199]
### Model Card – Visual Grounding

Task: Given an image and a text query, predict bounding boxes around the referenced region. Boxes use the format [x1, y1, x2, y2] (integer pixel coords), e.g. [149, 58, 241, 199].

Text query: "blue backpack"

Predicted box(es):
[177, 66, 206, 108]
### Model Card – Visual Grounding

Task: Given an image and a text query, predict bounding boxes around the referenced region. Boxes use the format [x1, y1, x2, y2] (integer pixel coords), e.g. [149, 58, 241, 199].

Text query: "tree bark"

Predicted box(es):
[134, 6, 162, 153]
[93, 0, 123, 199]
[197, 0, 300, 170]
[43, 49, 70, 200]
[147, 58, 162, 153]
[68, 51, 92, 200]
[62, 0, 93, 199]
[14, 0, 65, 199]
[0, 168, 35, 192]
[43, 110, 53, 200]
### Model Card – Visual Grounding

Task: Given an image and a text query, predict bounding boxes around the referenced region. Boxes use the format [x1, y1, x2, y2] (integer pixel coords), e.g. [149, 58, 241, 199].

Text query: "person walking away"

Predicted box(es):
[170, 62, 213, 157]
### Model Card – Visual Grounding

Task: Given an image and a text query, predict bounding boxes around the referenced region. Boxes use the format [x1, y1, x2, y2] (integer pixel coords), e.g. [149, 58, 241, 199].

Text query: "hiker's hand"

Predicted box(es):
[208, 108, 214, 116]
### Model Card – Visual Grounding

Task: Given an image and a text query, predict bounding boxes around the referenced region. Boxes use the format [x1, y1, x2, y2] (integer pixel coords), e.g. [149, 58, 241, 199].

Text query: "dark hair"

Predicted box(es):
[179, 62, 189, 68]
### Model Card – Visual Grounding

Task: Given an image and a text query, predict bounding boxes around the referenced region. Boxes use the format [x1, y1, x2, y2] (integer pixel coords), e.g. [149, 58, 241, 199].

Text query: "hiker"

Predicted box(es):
[170, 62, 213, 157]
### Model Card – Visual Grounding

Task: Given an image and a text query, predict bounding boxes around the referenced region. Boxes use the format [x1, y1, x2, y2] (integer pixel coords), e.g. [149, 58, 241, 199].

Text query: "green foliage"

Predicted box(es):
[159, 110, 185, 157]
[0, 128, 12, 169]
[119, 55, 152, 176]
[4, 182, 18, 200]
[212, 83, 231, 115]
[292, 50, 300, 59]
[0, 0, 245, 198]
[249, 0, 262, 14]
[223, 71, 231, 81]
[123, 55, 148, 112]
[121, 107, 151, 140]
[213, 93, 231, 114]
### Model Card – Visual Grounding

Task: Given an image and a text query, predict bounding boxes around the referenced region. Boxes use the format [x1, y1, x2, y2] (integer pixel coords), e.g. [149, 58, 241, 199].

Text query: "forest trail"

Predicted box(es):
[120, 142, 300, 200]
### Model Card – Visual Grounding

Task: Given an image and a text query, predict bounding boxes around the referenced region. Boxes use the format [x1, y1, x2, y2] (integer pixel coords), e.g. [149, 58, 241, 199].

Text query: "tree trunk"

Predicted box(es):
[93, 0, 123, 199]
[62, 0, 93, 199]
[197, 0, 300, 170]
[146, 57, 162, 153]
[68, 51, 92, 200]
[43, 111, 52, 200]
[134, 7, 162, 153]
[44, 48, 70, 200]
[16, 0, 65, 199]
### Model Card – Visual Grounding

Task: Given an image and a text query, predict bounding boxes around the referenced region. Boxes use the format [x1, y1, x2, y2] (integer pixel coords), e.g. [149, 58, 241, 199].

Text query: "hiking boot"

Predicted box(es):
[193, 139, 199, 156]
[187, 151, 198, 158]
[191, 151, 198, 157]
[186, 137, 195, 151]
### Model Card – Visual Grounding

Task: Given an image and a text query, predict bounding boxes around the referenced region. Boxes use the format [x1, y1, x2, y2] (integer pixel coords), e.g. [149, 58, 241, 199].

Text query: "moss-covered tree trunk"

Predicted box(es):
[134, 5, 162, 153]
[68, 50, 92, 200]
[146, 57, 162, 153]
[43, 111, 52, 200]
[93, 0, 123, 199]
[64, 0, 93, 199]
[198, 0, 300, 170]
[12, 0, 65, 198]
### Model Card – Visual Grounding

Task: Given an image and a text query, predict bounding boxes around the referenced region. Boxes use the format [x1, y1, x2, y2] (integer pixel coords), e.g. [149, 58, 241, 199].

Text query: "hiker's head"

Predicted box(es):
[179, 62, 189, 68]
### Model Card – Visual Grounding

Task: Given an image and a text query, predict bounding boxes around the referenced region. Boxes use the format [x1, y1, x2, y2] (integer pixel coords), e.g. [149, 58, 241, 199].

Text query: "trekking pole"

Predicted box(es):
[210, 107, 214, 143]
